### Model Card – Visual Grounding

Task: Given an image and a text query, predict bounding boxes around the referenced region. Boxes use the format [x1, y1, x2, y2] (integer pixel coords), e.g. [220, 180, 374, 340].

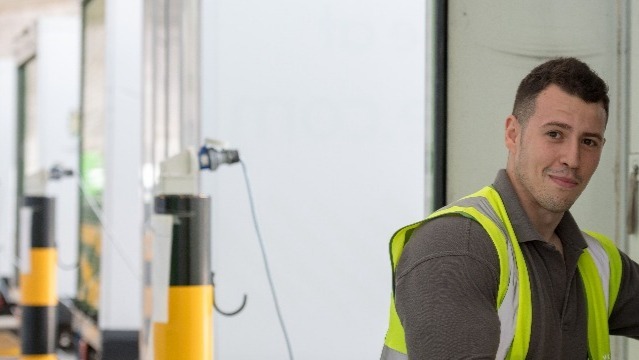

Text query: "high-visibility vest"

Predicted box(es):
[381, 186, 623, 360]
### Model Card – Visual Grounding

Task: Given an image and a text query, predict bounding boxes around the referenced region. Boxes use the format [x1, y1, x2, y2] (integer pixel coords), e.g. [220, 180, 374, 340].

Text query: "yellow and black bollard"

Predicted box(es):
[19, 196, 57, 360]
[153, 194, 213, 360]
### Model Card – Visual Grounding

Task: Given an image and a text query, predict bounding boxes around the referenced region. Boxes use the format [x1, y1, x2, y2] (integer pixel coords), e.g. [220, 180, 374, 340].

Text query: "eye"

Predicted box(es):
[547, 131, 561, 139]
[582, 138, 599, 147]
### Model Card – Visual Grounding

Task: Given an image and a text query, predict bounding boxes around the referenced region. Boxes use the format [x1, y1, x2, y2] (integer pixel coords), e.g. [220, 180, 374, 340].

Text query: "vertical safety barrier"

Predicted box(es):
[19, 196, 57, 360]
[153, 194, 213, 360]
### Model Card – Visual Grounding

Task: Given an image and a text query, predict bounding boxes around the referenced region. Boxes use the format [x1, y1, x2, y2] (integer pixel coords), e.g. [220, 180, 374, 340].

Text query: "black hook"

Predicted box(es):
[211, 272, 248, 316]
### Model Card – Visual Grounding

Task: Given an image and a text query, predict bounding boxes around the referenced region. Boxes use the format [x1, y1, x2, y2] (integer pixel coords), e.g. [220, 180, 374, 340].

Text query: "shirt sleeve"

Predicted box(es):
[609, 250, 639, 339]
[394, 215, 502, 359]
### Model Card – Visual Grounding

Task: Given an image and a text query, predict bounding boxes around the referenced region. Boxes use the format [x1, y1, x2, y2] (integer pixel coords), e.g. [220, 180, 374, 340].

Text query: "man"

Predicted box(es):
[381, 57, 639, 359]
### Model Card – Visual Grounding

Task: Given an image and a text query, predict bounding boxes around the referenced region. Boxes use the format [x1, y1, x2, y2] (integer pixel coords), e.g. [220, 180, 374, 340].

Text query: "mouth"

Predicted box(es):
[548, 174, 579, 189]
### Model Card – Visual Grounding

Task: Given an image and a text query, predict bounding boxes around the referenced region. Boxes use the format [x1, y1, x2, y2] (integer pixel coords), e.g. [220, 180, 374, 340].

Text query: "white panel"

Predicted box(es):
[149, 214, 173, 323]
[201, 0, 428, 358]
[0, 59, 17, 278]
[19, 208, 33, 274]
[447, 0, 616, 218]
[99, 0, 143, 330]
[37, 16, 81, 299]
[632, 0, 639, 156]
[448, 1, 637, 356]
[447, 0, 619, 240]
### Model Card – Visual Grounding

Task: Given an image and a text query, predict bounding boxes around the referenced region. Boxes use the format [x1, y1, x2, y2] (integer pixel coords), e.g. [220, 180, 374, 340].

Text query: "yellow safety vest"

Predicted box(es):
[382, 186, 622, 360]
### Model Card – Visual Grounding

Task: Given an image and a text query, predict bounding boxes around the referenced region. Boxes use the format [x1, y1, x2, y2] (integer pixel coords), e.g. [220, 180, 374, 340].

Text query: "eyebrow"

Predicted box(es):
[542, 121, 604, 142]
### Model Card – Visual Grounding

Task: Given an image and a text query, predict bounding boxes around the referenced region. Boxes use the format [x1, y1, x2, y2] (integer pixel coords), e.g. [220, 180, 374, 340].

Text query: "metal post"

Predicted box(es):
[433, 0, 448, 210]
[153, 194, 212, 359]
[19, 196, 57, 360]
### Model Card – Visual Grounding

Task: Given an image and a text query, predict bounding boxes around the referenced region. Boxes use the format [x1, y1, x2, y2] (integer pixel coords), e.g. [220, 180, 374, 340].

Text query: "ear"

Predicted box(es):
[505, 115, 520, 152]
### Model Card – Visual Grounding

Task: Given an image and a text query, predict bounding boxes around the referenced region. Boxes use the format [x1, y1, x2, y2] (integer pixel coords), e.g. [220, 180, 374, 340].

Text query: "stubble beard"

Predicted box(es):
[514, 154, 580, 214]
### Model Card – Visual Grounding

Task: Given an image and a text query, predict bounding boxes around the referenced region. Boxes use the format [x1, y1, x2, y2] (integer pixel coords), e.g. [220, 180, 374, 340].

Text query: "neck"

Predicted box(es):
[505, 167, 564, 242]
[520, 202, 564, 242]
[518, 193, 565, 256]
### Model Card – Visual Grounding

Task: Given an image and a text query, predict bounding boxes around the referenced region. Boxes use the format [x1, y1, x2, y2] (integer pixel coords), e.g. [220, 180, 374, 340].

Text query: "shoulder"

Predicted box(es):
[609, 248, 639, 335]
[396, 214, 500, 281]
[616, 249, 639, 294]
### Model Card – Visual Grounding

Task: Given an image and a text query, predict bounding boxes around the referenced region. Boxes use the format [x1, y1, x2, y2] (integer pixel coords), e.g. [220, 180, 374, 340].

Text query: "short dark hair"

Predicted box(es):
[512, 57, 609, 124]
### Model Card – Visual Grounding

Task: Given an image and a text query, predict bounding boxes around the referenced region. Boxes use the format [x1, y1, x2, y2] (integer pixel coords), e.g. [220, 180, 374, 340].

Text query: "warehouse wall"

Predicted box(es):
[200, 0, 430, 358]
[36, 17, 81, 299]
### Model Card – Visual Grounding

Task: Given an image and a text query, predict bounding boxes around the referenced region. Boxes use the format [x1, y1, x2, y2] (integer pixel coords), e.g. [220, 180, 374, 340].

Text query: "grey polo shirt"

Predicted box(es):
[395, 170, 639, 359]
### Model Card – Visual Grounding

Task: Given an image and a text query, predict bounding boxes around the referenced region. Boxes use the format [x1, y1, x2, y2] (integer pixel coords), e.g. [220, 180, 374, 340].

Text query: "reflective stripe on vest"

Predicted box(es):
[382, 186, 622, 360]
[578, 231, 622, 360]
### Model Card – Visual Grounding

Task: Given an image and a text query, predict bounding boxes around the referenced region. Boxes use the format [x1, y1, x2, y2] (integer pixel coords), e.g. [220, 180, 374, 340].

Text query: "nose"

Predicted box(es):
[559, 140, 580, 169]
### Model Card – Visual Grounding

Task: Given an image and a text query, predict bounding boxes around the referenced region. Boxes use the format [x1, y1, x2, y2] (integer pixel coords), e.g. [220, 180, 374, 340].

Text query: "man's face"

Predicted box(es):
[505, 85, 607, 214]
